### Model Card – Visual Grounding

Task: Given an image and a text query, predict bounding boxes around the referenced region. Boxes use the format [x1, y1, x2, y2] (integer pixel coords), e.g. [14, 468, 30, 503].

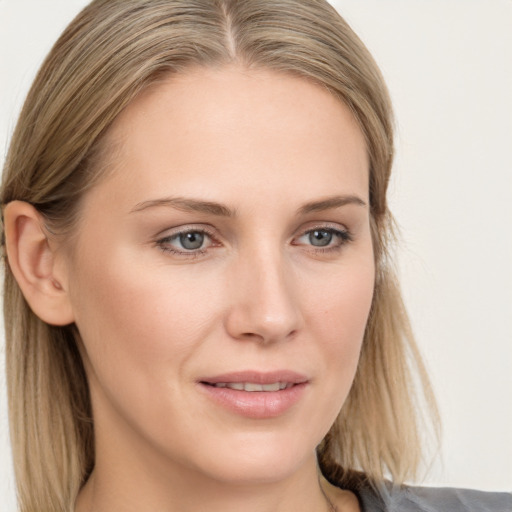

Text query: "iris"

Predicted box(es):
[309, 230, 333, 247]
[180, 232, 204, 250]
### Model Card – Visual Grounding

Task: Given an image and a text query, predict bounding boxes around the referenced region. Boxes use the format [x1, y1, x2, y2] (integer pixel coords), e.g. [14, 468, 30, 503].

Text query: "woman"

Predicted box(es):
[1, 1, 510, 511]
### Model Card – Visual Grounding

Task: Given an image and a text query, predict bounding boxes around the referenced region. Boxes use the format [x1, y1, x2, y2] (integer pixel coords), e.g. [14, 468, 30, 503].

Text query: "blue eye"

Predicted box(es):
[295, 227, 352, 251]
[178, 231, 205, 250]
[157, 229, 214, 256]
[308, 229, 333, 247]
[157, 225, 351, 258]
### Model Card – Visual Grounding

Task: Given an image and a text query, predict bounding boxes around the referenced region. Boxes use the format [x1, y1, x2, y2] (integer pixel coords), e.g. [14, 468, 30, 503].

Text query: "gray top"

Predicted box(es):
[355, 484, 512, 512]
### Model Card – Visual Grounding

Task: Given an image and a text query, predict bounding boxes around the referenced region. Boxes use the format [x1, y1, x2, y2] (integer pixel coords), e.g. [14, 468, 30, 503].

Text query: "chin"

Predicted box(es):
[176, 427, 322, 486]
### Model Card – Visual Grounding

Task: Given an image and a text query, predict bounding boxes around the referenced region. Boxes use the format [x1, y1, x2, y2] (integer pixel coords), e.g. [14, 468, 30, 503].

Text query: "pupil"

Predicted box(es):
[180, 232, 204, 250]
[310, 230, 332, 247]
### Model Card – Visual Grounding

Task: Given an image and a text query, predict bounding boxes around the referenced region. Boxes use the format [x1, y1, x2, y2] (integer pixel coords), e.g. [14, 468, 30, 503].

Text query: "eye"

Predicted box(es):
[178, 231, 205, 250]
[156, 227, 216, 257]
[294, 226, 352, 251]
[308, 229, 334, 247]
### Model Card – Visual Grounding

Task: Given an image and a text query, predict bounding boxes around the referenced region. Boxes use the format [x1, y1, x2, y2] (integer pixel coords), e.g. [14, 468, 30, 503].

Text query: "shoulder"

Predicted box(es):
[356, 483, 512, 512]
[391, 485, 512, 512]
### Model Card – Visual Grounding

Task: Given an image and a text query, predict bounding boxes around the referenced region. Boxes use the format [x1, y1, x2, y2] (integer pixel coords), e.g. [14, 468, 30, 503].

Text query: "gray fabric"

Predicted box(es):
[356, 484, 512, 512]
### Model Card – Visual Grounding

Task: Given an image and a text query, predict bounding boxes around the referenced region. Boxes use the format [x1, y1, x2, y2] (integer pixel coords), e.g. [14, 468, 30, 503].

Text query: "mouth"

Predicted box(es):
[202, 381, 295, 391]
[197, 371, 309, 418]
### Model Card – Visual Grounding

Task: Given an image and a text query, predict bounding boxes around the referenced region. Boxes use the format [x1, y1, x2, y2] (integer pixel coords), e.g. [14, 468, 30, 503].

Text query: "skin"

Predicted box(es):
[8, 66, 374, 512]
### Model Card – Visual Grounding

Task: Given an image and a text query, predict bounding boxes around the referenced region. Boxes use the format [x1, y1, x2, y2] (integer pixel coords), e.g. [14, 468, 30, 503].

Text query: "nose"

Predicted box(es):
[224, 248, 303, 344]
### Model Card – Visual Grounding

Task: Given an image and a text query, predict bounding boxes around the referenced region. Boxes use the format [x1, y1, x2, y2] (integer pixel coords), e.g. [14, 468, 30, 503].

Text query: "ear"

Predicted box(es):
[3, 200, 75, 326]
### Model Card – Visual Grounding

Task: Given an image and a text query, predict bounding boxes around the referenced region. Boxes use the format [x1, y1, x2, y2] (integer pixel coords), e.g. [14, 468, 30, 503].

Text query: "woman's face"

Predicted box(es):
[62, 66, 374, 485]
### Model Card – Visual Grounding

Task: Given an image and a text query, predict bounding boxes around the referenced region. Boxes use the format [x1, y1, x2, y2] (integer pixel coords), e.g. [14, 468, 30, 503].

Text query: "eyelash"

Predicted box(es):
[293, 226, 353, 255]
[156, 226, 217, 259]
[156, 225, 353, 259]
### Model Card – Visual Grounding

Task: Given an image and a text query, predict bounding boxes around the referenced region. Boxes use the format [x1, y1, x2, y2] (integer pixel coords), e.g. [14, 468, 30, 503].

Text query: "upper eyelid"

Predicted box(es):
[155, 227, 216, 257]
[155, 227, 351, 256]
[155, 222, 347, 235]
[155, 224, 217, 239]
[294, 226, 351, 244]
[298, 226, 348, 236]
[295, 222, 350, 237]
[154, 222, 350, 239]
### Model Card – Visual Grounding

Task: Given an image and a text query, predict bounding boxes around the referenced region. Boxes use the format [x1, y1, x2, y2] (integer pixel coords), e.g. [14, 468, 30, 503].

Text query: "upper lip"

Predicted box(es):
[199, 370, 309, 385]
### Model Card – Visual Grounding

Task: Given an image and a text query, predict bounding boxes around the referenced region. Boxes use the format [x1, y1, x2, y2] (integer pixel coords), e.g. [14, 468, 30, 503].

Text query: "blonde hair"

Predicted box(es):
[1, 0, 438, 510]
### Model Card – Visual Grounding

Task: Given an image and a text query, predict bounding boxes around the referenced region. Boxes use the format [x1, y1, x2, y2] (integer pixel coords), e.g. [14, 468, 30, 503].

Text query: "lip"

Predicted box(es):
[197, 370, 309, 419]
[200, 370, 308, 385]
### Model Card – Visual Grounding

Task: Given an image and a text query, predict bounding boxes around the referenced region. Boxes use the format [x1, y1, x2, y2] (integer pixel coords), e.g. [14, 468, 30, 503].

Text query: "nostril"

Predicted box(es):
[223, 273, 303, 343]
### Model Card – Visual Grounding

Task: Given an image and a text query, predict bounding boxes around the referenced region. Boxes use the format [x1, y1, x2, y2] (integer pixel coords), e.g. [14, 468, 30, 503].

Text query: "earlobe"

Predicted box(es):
[3, 200, 75, 326]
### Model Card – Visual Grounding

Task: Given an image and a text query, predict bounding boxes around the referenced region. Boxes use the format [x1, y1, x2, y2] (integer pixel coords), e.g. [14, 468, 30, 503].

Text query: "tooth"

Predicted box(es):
[220, 382, 292, 391]
[244, 383, 264, 392]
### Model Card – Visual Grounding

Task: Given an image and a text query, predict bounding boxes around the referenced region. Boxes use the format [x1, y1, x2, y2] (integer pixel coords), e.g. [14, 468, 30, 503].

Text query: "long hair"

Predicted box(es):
[1, 1, 438, 510]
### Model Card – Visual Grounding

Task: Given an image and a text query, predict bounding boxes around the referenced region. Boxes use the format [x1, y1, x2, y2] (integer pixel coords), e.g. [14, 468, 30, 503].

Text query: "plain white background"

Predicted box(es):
[1, 1, 511, 508]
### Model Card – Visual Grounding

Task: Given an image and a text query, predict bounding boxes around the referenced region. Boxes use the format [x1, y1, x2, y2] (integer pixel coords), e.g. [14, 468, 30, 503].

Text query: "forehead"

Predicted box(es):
[92, 65, 369, 212]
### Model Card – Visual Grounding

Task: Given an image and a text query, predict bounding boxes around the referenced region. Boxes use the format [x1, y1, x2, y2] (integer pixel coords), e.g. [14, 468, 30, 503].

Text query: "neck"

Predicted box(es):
[77, 455, 341, 512]
[75, 391, 359, 512]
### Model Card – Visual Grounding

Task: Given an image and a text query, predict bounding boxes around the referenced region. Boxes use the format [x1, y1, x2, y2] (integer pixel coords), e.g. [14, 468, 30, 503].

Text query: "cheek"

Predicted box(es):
[303, 255, 375, 397]
[75, 224, 207, 319]
[279, 256, 374, 444]
[68, 244, 224, 402]
[67, 250, 228, 446]
[306, 257, 375, 344]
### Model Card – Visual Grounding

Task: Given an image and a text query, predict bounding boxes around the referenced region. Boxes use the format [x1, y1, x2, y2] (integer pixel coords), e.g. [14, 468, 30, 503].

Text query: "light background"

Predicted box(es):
[1, 0, 511, 509]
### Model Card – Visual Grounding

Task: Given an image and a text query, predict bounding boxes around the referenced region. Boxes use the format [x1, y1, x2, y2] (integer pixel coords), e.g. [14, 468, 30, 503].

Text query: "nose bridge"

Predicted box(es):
[225, 241, 302, 343]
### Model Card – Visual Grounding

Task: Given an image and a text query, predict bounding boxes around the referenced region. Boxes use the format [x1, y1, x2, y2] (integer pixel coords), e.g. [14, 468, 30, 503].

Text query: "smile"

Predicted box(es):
[207, 382, 294, 391]
[198, 371, 309, 418]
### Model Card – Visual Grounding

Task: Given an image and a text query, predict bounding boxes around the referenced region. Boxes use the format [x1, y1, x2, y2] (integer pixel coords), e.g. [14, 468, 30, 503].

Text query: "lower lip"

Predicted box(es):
[198, 383, 308, 419]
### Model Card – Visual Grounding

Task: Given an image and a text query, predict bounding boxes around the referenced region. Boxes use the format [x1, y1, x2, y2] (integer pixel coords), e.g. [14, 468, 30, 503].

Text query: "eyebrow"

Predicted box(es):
[130, 197, 235, 217]
[130, 194, 367, 217]
[297, 195, 367, 214]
